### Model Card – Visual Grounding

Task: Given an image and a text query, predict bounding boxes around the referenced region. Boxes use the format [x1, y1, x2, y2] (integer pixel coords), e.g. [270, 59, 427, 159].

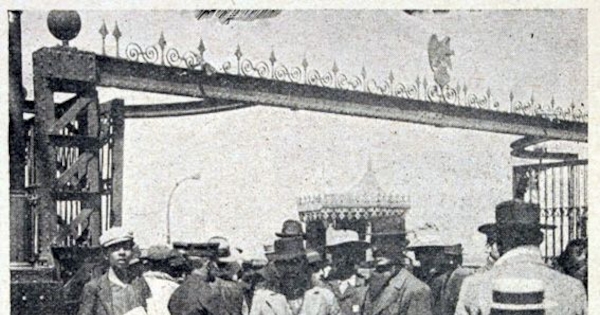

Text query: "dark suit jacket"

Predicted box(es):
[168, 274, 245, 315]
[77, 272, 151, 315]
[363, 268, 433, 315]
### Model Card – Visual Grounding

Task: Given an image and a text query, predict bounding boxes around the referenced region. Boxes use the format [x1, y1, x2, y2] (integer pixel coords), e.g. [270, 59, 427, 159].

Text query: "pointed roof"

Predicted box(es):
[346, 160, 385, 196]
[297, 161, 410, 223]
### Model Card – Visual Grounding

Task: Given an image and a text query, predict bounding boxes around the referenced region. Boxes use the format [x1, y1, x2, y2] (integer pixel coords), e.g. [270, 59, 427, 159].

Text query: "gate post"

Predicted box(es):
[32, 45, 101, 264]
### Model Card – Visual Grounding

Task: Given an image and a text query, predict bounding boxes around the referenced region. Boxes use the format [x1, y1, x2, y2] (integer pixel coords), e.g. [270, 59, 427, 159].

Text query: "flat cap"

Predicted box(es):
[99, 227, 133, 247]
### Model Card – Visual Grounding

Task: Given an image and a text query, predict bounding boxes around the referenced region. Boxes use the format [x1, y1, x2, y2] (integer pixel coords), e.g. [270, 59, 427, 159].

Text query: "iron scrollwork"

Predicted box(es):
[103, 23, 586, 123]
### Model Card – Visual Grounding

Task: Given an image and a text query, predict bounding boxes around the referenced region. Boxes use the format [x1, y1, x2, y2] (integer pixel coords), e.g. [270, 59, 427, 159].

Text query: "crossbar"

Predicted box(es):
[94, 55, 586, 142]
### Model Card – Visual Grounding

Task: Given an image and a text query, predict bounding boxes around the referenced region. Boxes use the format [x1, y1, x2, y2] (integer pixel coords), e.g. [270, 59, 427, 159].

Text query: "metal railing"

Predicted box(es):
[513, 160, 587, 261]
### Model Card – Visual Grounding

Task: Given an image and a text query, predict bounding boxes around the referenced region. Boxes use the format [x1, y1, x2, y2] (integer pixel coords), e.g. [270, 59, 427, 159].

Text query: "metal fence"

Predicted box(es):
[513, 160, 587, 261]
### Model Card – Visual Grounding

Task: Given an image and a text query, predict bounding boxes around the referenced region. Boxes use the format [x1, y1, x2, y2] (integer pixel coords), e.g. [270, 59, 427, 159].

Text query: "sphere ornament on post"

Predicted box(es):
[47, 10, 81, 46]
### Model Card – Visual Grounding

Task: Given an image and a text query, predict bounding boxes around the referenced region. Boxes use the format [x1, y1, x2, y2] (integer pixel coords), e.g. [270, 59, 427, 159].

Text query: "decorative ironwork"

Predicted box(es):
[99, 21, 108, 55]
[112, 22, 121, 58]
[105, 24, 586, 122]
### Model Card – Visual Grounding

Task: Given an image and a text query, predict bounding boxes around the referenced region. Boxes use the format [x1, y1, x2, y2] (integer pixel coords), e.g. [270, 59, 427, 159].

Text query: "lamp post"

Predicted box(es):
[166, 173, 201, 244]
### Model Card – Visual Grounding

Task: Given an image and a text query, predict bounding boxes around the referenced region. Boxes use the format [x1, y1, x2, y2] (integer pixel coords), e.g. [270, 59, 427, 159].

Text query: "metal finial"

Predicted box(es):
[332, 61, 339, 74]
[269, 50, 276, 65]
[47, 10, 81, 46]
[112, 22, 121, 39]
[99, 20, 108, 55]
[158, 32, 167, 50]
[235, 44, 243, 60]
[112, 22, 121, 57]
[99, 20, 108, 38]
[361, 66, 367, 79]
[198, 39, 205, 55]
[388, 71, 394, 83]
[301, 56, 308, 69]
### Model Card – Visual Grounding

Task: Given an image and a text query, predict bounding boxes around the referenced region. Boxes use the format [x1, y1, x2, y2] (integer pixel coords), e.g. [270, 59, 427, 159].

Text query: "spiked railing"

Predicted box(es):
[98, 23, 587, 123]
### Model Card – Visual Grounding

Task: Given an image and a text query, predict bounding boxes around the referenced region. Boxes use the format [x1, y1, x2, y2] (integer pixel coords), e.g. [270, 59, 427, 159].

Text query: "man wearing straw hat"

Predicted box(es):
[324, 227, 369, 315]
[455, 200, 587, 315]
[249, 236, 341, 315]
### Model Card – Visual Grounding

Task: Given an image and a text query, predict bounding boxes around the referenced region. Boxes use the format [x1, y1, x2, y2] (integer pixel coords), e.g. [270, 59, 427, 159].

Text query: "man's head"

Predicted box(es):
[269, 237, 310, 298]
[100, 227, 135, 272]
[478, 200, 554, 256]
[325, 228, 369, 280]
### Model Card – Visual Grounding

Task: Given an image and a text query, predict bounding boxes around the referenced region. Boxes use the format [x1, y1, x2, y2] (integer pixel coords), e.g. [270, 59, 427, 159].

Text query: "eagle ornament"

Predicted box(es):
[427, 34, 454, 88]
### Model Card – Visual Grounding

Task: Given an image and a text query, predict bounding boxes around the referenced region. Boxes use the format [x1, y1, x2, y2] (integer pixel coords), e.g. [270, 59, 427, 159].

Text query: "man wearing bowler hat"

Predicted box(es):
[276, 219, 306, 238]
[78, 227, 151, 315]
[455, 200, 587, 315]
[362, 216, 433, 315]
[250, 236, 341, 315]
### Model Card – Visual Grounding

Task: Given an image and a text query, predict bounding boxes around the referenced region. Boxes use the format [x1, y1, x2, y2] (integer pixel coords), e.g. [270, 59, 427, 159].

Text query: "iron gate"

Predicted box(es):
[24, 98, 124, 262]
[513, 159, 587, 261]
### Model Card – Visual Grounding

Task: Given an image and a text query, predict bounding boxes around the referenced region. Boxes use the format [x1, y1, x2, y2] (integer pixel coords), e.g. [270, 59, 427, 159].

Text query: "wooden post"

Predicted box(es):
[110, 99, 125, 227]
[32, 71, 57, 266]
[80, 88, 103, 245]
[9, 10, 32, 264]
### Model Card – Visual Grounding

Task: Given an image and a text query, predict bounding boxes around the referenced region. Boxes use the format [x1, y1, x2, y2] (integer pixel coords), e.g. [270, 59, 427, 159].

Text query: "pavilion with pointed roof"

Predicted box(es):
[297, 162, 410, 251]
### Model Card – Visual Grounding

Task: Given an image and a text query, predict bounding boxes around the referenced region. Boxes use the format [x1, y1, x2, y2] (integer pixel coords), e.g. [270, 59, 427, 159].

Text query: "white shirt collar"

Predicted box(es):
[495, 245, 543, 266]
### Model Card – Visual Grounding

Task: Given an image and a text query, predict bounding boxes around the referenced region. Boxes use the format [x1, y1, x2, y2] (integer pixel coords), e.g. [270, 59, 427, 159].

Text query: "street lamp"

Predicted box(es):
[166, 173, 202, 244]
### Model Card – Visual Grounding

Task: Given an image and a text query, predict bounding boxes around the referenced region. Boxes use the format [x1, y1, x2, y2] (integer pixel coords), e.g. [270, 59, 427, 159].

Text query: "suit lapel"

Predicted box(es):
[370, 270, 408, 315]
[97, 274, 114, 315]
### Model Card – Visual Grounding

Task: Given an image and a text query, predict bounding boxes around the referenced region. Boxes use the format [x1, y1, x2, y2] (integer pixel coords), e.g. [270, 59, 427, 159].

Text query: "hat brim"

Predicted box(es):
[268, 251, 306, 261]
[478, 223, 556, 234]
[275, 233, 305, 238]
[326, 241, 370, 250]
[407, 245, 446, 251]
[102, 237, 134, 248]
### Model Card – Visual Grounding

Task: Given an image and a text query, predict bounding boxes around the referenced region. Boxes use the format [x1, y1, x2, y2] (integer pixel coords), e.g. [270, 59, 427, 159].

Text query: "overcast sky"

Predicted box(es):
[17, 9, 588, 264]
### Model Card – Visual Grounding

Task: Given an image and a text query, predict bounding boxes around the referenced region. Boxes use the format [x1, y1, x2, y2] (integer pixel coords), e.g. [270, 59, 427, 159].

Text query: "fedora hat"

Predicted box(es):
[491, 278, 556, 313]
[208, 236, 243, 263]
[268, 237, 306, 261]
[478, 200, 555, 235]
[275, 219, 305, 238]
[174, 242, 219, 258]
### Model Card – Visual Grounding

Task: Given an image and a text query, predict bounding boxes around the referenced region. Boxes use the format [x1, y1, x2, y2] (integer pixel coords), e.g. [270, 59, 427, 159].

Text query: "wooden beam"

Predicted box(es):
[96, 56, 587, 142]
[56, 152, 93, 187]
[49, 96, 92, 134]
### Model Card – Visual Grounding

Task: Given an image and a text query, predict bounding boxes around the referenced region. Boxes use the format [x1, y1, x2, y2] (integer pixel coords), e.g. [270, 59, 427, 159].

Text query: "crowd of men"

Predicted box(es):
[77, 200, 588, 315]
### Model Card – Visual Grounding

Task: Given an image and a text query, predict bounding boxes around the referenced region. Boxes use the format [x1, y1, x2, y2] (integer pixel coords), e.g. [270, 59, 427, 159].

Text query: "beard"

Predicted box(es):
[278, 271, 310, 300]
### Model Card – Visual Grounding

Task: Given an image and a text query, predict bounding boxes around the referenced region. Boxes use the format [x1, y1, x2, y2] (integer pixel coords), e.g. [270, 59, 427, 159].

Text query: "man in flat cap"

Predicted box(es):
[455, 200, 587, 315]
[78, 227, 151, 315]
